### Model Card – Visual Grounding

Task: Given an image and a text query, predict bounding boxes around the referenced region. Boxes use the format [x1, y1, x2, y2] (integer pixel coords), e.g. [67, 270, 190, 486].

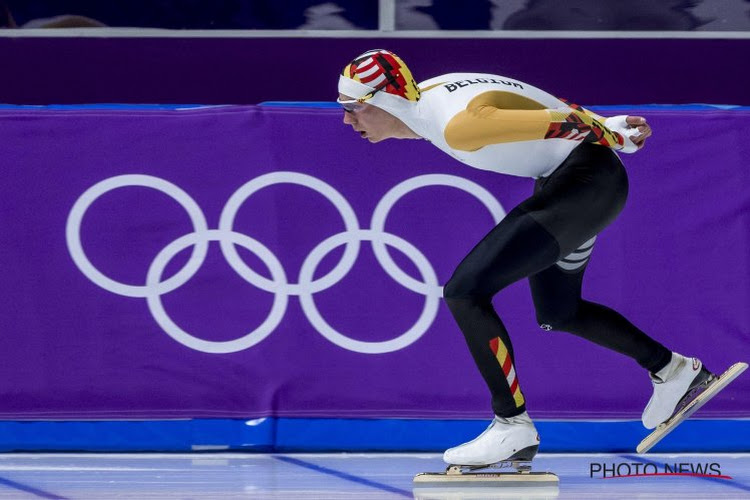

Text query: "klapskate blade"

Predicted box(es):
[413, 484, 559, 500]
[413, 471, 559, 488]
[637, 361, 748, 454]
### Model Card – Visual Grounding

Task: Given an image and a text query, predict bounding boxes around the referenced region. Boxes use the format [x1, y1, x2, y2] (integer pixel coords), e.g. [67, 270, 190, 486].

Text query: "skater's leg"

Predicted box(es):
[531, 259, 719, 429]
[527, 143, 675, 377]
[530, 261, 672, 373]
[527, 205, 705, 429]
[443, 207, 561, 418]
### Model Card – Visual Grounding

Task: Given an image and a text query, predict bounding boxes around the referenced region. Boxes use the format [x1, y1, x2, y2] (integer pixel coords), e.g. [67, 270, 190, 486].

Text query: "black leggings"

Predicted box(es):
[443, 144, 672, 418]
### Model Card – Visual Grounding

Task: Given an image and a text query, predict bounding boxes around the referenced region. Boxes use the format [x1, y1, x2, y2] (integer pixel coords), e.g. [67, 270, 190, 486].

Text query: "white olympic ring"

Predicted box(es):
[299, 229, 439, 355]
[66, 172, 506, 354]
[146, 229, 288, 354]
[218, 172, 360, 295]
[66, 175, 209, 298]
[371, 174, 505, 296]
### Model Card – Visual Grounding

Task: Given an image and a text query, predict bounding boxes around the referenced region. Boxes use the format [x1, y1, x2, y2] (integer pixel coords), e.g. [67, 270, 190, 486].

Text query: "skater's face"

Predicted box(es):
[338, 93, 417, 143]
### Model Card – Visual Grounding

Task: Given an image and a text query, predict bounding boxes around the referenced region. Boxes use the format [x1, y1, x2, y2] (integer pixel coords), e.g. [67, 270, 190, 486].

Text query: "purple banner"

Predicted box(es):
[1, 106, 748, 420]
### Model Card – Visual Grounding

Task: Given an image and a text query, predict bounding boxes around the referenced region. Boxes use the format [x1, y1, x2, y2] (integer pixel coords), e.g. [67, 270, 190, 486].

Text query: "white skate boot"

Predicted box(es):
[443, 411, 540, 466]
[642, 353, 714, 429]
[637, 360, 747, 453]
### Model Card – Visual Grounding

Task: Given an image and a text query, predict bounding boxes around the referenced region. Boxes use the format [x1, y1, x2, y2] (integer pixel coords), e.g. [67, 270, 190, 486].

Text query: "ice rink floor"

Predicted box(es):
[0, 452, 748, 499]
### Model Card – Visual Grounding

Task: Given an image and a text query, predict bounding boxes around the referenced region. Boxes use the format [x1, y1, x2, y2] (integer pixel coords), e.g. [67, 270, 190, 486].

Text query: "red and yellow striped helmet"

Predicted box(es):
[340, 49, 420, 102]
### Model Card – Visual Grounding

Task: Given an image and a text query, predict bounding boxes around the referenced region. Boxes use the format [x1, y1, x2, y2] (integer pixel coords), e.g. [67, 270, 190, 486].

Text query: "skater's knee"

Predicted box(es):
[443, 272, 483, 302]
[535, 306, 579, 332]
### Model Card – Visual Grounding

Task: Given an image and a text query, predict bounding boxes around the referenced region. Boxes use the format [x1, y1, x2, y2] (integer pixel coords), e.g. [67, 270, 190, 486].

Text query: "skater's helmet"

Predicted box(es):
[338, 49, 421, 124]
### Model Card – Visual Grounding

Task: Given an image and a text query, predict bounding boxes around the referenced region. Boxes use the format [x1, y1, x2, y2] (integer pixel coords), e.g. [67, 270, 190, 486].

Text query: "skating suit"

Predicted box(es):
[411, 72, 628, 179]
[411, 73, 671, 417]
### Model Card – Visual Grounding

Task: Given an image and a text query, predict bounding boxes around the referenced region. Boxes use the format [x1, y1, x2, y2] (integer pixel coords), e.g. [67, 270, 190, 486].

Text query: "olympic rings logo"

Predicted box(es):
[66, 172, 506, 354]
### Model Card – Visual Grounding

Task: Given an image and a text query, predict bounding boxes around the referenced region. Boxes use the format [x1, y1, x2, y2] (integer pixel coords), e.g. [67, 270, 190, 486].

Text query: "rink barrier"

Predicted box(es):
[0, 419, 747, 453]
[1, 102, 747, 453]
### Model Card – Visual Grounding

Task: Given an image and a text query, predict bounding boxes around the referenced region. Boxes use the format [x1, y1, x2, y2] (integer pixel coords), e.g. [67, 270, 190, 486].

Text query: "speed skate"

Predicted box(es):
[413, 459, 559, 488]
[637, 361, 748, 453]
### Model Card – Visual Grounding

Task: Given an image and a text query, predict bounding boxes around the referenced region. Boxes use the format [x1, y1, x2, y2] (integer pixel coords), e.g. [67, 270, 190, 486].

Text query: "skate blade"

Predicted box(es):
[637, 361, 748, 454]
[413, 483, 559, 500]
[414, 462, 559, 488]
[413, 471, 559, 488]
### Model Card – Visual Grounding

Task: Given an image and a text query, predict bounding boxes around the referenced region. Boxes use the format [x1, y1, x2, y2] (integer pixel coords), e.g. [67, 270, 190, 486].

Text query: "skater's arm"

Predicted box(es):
[443, 93, 649, 153]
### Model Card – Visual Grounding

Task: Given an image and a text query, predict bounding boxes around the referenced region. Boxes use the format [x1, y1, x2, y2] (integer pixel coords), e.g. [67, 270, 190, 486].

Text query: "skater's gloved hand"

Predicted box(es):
[604, 115, 652, 153]
[625, 116, 652, 150]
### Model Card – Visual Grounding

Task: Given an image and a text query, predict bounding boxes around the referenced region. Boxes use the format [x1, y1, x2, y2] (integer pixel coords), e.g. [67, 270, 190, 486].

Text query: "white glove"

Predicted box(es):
[604, 115, 641, 153]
